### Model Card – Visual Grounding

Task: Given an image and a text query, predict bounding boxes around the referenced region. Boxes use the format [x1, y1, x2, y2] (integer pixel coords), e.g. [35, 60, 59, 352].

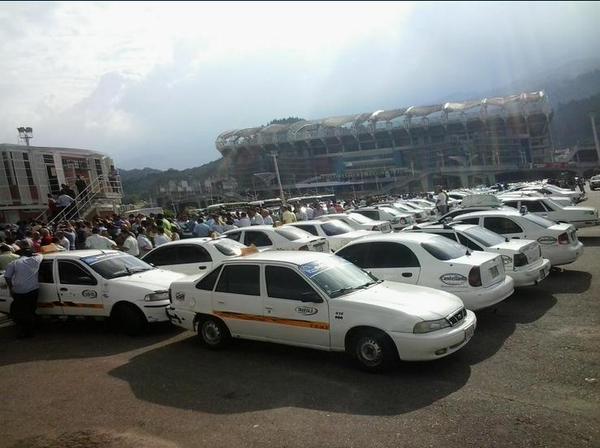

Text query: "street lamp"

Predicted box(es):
[270, 151, 285, 203]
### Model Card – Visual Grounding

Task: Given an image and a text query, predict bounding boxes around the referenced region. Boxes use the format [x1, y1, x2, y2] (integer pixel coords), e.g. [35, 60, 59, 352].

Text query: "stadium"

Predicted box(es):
[216, 91, 554, 196]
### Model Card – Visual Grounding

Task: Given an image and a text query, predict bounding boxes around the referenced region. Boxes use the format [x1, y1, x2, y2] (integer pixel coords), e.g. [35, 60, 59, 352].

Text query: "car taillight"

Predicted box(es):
[514, 253, 528, 267]
[468, 266, 482, 287]
[558, 233, 569, 245]
[400, 218, 406, 225]
[299, 245, 309, 251]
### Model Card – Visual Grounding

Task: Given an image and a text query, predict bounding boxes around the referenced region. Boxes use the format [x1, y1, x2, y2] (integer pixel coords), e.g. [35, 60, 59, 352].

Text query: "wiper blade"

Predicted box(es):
[329, 287, 355, 298]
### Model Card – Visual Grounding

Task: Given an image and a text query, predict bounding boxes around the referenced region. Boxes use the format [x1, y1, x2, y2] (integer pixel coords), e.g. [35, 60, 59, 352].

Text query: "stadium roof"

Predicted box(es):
[216, 91, 550, 153]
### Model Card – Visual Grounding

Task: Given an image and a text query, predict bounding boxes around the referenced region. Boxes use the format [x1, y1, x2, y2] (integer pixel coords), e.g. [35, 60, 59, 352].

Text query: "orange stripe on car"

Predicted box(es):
[214, 311, 329, 330]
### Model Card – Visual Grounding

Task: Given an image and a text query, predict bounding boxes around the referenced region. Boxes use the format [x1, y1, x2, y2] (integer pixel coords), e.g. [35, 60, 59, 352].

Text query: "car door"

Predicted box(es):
[36, 259, 63, 315]
[263, 265, 330, 348]
[212, 263, 265, 339]
[57, 259, 105, 316]
[366, 242, 421, 284]
[483, 216, 525, 239]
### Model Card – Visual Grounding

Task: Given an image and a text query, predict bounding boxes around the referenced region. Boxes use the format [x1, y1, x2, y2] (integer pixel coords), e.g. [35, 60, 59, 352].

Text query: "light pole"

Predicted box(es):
[270, 151, 285, 203]
[17, 127, 33, 146]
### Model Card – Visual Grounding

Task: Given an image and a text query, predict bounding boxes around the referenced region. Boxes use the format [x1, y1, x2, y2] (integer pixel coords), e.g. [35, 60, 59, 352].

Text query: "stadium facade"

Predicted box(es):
[216, 91, 554, 195]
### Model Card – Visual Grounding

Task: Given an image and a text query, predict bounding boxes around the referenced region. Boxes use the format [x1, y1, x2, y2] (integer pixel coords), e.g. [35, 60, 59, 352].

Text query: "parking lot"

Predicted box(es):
[1, 195, 600, 448]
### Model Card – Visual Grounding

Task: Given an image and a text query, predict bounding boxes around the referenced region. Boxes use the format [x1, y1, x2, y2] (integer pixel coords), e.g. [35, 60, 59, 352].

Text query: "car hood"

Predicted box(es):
[339, 281, 463, 320]
[109, 269, 186, 291]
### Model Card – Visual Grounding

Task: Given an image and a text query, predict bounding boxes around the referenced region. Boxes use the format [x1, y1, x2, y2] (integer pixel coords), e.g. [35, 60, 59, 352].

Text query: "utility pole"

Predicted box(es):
[590, 113, 600, 166]
[270, 151, 285, 203]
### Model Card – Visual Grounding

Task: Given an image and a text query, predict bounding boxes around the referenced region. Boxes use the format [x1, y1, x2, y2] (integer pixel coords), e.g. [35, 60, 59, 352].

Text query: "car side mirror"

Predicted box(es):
[301, 291, 323, 303]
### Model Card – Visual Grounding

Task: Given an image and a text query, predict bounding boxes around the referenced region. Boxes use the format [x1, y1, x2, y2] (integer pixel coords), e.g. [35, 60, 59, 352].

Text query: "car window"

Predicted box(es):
[355, 210, 378, 220]
[213, 239, 246, 256]
[143, 246, 179, 265]
[265, 265, 317, 300]
[336, 244, 369, 268]
[293, 225, 319, 236]
[275, 226, 312, 241]
[244, 231, 272, 247]
[457, 234, 483, 251]
[484, 217, 523, 234]
[368, 242, 420, 268]
[58, 260, 97, 285]
[226, 231, 242, 242]
[347, 213, 373, 224]
[177, 245, 212, 263]
[524, 201, 547, 212]
[215, 264, 260, 296]
[196, 265, 223, 291]
[503, 200, 519, 209]
[321, 221, 353, 236]
[421, 238, 467, 260]
[455, 217, 480, 225]
[38, 260, 54, 283]
[437, 232, 459, 243]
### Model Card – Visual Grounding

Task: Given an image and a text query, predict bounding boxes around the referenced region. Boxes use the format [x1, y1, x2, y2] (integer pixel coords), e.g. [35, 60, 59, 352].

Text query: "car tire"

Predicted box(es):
[351, 329, 398, 373]
[111, 303, 147, 336]
[198, 316, 231, 349]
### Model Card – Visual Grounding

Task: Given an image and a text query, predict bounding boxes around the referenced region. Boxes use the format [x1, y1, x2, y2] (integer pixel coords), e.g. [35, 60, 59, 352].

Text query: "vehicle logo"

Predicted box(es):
[537, 236, 557, 245]
[440, 273, 467, 285]
[295, 306, 318, 316]
[82, 289, 97, 298]
[175, 292, 185, 301]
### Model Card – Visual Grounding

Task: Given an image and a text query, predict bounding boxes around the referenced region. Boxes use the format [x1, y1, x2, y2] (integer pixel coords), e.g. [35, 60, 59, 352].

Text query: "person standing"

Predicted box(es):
[0, 243, 19, 270]
[85, 227, 117, 250]
[153, 227, 170, 247]
[75, 175, 87, 201]
[136, 227, 153, 257]
[192, 218, 210, 237]
[4, 241, 43, 338]
[47, 194, 58, 220]
[261, 209, 274, 225]
[282, 205, 297, 224]
[434, 185, 448, 215]
[120, 228, 139, 257]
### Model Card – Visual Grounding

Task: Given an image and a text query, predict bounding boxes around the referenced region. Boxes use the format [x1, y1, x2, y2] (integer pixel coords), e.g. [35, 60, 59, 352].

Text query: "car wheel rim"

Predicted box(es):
[359, 338, 383, 366]
[202, 321, 221, 344]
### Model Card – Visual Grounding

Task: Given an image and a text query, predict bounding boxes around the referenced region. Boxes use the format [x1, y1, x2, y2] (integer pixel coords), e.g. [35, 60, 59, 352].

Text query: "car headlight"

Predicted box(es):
[413, 318, 450, 334]
[144, 290, 170, 301]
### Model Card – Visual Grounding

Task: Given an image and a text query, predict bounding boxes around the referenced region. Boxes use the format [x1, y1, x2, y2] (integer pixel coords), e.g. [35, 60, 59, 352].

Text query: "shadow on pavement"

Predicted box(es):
[109, 287, 557, 416]
[0, 319, 182, 368]
[543, 269, 592, 294]
[578, 236, 600, 247]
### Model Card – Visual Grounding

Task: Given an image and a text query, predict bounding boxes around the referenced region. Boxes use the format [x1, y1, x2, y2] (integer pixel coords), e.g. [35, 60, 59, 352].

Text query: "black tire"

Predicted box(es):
[197, 316, 231, 349]
[111, 304, 147, 336]
[350, 329, 398, 372]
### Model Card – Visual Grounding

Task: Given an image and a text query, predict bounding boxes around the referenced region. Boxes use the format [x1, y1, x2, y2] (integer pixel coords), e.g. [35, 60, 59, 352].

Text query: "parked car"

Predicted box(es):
[590, 175, 600, 191]
[0, 250, 185, 334]
[317, 213, 393, 233]
[286, 220, 376, 252]
[499, 197, 599, 228]
[335, 233, 514, 310]
[404, 223, 551, 287]
[383, 202, 430, 222]
[223, 225, 329, 252]
[452, 209, 583, 266]
[517, 184, 585, 203]
[141, 237, 248, 275]
[166, 251, 476, 371]
[352, 206, 414, 230]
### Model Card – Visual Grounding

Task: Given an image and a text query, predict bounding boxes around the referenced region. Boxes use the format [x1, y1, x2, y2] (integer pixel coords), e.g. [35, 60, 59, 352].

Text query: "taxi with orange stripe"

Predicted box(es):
[0, 250, 185, 335]
[166, 251, 477, 372]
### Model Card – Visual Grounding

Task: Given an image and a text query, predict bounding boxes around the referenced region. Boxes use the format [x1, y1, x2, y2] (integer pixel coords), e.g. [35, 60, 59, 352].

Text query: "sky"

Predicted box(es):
[0, 1, 599, 170]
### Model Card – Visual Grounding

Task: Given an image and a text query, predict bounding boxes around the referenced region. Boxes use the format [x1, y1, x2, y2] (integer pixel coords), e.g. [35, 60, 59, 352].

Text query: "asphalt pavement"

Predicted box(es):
[1, 192, 600, 448]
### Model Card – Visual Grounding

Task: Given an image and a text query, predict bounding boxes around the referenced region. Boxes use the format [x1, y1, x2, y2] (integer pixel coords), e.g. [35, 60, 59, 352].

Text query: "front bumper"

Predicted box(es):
[455, 276, 515, 311]
[141, 300, 171, 323]
[389, 310, 477, 361]
[509, 258, 551, 287]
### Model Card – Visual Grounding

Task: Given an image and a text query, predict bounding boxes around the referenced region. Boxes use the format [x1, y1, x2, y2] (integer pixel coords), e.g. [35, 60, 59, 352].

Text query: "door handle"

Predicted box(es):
[402, 272, 413, 278]
[198, 266, 207, 270]
[60, 287, 68, 291]
[217, 300, 225, 304]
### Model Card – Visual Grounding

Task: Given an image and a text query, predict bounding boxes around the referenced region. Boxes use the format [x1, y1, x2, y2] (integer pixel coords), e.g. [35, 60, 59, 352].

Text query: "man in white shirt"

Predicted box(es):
[153, 227, 170, 247]
[237, 212, 251, 227]
[85, 227, 117, 250]
[121, 229, 139, 257]
[261, 209, 274, 225]
[434, 185, 448, 215]
[249, 209, 264, 226]
[136, 228, 153, 256]
[54, 231, 70, 251]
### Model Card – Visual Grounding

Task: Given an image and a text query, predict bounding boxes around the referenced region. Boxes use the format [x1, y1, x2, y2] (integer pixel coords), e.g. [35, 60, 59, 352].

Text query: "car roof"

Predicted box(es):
[453, 209, 523, 219]
[409, 223, 476, 232]
[224, 225, 275, 233]
[343, 232, 440, 245]
[224, 250, 337, 266]
[42, 249, 121, 259]
[149, 237, 220, 247]
[288, 220, 328, 225]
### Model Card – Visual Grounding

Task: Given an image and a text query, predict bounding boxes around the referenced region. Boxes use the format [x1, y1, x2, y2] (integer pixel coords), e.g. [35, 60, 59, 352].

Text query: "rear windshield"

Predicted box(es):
[381, 206, 402, 217]
[347, 213, 373, 224]
[463, 226, 505, 247]
[275, 226, 312, 241]
[321, 221, 354, 236]
[421, 237, 467, 260]
[523, 214, 556, 228]
[213, 239, 247, 256]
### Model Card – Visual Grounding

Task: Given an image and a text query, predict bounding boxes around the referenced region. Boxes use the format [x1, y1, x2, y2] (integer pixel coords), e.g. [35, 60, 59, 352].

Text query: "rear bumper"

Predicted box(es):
[509, 258, 551, 287]
[456, 276, 515, 310]
[544, 241, 584, 266]
[166, 306, 196, 331]
[390, 311, 477, 361]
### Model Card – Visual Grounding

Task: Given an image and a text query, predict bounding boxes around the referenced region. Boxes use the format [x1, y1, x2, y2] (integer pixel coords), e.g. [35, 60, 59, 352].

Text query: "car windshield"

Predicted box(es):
[523, 214, 556, 228]
[275, 226, 312, 241]
[300, 257, 379, 298]
[421, 237, 467, 260]
[321, 221, 354, 236]
[213, 239, 247, 256]
[463, 226, 506, 247]
[81, 253, 154, 279]
[347, 213, 374, 224]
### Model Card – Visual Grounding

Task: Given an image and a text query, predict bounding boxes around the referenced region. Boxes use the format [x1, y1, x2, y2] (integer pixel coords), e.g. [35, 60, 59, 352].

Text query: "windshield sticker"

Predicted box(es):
[300, 259, 340, 278]
[80, 253, 125, 266]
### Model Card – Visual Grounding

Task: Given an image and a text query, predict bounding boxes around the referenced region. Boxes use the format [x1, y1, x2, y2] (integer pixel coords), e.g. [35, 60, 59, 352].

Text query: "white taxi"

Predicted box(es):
[317, 213, 393, 233]
[404, 223, 551, 287]
[223, 225, 329, 252]
[452, 210, 584, 266]
[286, 220, 377, 252]
[166, 251, 476, 372]
[335, 233, 515, 310]
[0, 250, 185, 335]
[499, 197, 599, 229]
[141, 237, 248, 275]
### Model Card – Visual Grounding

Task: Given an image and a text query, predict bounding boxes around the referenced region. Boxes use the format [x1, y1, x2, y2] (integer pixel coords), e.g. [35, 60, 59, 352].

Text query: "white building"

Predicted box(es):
[0, 143, 122, 223]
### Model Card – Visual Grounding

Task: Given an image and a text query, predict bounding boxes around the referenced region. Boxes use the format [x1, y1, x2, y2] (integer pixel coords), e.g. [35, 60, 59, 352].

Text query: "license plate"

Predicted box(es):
[464, 325, 475, 341]
[489, 266, 499, 278]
